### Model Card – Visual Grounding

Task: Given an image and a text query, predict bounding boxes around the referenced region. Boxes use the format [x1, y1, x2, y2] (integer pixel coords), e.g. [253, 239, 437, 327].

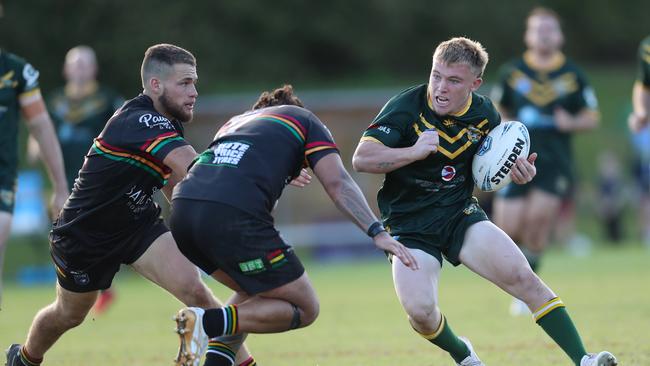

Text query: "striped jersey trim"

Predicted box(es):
[93, 139, 170, 183]
[256, 114, 306, 142]
[533, 297, 565, 322]
[18, 88, 40, 99]
[140, 131, 183, 154]
[359, 136, 385, 145]
[305, 141, 337, 156]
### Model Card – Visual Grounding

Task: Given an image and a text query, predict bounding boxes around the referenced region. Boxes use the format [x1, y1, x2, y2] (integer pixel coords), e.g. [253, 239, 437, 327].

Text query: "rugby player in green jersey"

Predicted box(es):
[29, 45, 125, 315]
[629, 35, 650, 132]
[353, 37, 616, 365]
[490, 7, 600, 317]
[0, 49, 68, 306]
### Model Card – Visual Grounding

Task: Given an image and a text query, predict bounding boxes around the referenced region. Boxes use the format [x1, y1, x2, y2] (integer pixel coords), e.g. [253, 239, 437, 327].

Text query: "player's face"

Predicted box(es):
[159, 63, 198, 123]
[525, 15, 564, 54]
[64, 50, 97, 84]
[428, 61, 482, 116]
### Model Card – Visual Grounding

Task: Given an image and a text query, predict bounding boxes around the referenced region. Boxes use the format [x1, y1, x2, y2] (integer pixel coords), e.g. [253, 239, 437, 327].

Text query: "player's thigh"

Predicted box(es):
[492, 196, 527, 237]
[392, 248, 441, 309]
[256, 271, 319, 316]
[131, 231, 208, 297]
[459, 221, 532, 289]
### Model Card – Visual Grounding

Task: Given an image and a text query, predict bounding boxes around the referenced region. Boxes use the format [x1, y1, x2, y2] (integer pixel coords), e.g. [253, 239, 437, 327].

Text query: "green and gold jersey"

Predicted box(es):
[47, 84, 124, 189]
[638, 35, 650, 88]
[361, 84, 500, 228]
[491, 52, 598, 182]
[0, 50, 40, 184]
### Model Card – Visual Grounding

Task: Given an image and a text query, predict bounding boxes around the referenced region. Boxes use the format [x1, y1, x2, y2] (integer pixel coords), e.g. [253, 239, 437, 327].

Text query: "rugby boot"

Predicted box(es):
[5, 344, 27, 366]
[173, 307, 208, 366]
[580, 351, 618, 366]
[456, 337, 485, 366]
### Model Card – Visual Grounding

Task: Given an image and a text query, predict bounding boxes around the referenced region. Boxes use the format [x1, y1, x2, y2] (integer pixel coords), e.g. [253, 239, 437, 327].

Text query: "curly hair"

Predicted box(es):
[252, 84, 304, 110]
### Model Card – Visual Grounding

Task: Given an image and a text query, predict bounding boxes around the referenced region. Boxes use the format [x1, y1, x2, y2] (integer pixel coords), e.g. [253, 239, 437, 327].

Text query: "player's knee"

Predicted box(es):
[404, 302, 439, 329]
[297, 299, 320, 328]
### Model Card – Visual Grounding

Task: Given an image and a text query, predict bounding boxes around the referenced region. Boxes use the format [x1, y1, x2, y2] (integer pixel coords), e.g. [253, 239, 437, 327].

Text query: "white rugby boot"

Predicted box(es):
[173, 307, 209, 366]
[456, 337, 485, 366]
[580, 351, 618, 366]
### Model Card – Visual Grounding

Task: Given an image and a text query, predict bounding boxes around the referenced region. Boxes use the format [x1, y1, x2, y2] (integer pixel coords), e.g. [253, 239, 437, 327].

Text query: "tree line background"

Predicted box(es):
[1, 0, 648, 96]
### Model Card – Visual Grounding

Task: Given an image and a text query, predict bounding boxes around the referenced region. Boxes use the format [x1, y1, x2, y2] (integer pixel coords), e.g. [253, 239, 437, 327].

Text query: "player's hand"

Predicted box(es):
[511, 152, 537, 184]
[49, 189, 69, 219]
[409, 128, 439, 161]
[553, 107, 573, 132]
[628, 112, 649, 133]
[289, 168, 312, 188]
[373, 232, 419, 270]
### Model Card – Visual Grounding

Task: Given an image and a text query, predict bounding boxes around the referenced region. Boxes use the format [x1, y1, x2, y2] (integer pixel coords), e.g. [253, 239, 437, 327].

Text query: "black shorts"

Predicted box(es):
[50, 215, 168, 292]
[170, 199, 305, 295]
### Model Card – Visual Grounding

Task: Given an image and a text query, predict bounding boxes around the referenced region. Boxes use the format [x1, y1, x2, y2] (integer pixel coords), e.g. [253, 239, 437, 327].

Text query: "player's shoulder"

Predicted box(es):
[112, 94, 175, 130]
[468, 93, 500, 125]
[376, 84, 427, 123]
[1, 50, 39, 88]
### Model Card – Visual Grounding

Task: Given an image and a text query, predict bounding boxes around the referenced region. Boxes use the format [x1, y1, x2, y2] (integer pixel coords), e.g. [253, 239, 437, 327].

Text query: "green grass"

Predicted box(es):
[1, 244, 648, 365]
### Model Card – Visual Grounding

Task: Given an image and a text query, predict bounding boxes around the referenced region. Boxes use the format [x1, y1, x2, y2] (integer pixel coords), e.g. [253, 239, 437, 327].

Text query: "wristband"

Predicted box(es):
[366, 221, 386, 238]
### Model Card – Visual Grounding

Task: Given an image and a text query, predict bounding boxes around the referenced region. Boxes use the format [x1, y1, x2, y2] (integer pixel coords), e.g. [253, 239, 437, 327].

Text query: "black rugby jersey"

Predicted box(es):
[173, 105, 338, 221]
[54, 94, 188, 237]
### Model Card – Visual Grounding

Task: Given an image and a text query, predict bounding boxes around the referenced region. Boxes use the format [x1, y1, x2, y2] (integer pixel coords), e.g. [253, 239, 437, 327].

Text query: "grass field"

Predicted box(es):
[1, 244, 649, 366]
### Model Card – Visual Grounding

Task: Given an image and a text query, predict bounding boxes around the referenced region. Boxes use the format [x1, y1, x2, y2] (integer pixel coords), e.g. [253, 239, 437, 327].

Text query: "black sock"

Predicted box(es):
[202, 305, 239, 338]
[202, 340, 235, 366]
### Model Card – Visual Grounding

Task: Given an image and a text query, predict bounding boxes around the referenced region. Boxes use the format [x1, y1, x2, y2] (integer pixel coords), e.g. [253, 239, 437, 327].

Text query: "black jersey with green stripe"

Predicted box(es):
[55, 94, 188, 235]
[638, 35, 650, 87]
[47, 84, 124, 189]
[491, 53, 598, 178]
[361, 84, 500, 227]
[0, 50, 40, 182]
[173, 105, 338, 222]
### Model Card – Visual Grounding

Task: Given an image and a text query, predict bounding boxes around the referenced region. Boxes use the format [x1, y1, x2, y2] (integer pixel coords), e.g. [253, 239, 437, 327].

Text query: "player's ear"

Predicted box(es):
[148, 77, 162, 95]
[471, 77, 483, 92]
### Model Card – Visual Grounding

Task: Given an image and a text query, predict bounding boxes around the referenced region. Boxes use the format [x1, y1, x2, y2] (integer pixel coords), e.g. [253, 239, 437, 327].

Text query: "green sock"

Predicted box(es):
[534, 297, 586, 365]
[418, 314, 469, 363]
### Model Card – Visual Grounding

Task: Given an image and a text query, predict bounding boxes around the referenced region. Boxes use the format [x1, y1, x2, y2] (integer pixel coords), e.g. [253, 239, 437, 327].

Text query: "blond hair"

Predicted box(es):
[433, 37, 489, 77]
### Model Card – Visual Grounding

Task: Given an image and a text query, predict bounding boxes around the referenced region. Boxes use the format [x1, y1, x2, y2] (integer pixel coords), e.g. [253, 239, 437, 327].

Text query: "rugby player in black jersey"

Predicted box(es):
[5, 44, 255, 366]
[169, 85, 418, 366]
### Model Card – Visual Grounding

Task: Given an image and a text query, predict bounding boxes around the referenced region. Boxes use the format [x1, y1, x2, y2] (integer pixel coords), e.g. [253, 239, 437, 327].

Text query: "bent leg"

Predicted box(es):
[131, 232, 218, 308]
[23, 284, 97, 361]
[460, 221, 588, 365]
[393, 248, 469, 363]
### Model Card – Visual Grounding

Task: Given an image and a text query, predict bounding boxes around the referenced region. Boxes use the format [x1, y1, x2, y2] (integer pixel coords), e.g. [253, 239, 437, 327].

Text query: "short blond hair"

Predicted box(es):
[433, 37, 489, 77]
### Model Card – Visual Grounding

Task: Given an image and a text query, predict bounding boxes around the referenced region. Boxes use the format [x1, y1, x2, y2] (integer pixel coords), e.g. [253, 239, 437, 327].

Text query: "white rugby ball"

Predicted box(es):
[472, 121, 530, 192]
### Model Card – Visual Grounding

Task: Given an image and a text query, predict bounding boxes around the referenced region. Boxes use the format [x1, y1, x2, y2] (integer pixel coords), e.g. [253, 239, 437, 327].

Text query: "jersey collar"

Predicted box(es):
[523, 51, 566, 72]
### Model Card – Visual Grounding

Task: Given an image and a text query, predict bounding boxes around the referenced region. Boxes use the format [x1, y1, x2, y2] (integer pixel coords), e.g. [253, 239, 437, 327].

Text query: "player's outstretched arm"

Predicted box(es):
[162, 144, 197, 201]
[20, 91, 69, 216]
[352, 130, 439, 174]
[312, 153, 418, 270]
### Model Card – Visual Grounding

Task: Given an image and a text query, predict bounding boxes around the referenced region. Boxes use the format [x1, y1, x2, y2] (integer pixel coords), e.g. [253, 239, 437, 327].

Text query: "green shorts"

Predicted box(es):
[386, 197, 488, 266]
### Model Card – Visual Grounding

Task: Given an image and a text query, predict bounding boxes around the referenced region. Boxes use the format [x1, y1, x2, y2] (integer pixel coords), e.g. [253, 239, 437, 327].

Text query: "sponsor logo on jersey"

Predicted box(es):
[377, 126, 391, 134]
[441, 165, 456, 182]
[0, 189, 15, 206]
[211, 141, 250, 166]
[138, 113, 173, 129]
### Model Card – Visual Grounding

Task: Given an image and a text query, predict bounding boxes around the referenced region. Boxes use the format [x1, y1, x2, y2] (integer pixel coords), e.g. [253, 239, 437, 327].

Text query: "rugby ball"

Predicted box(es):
[472, 121, 530, 192]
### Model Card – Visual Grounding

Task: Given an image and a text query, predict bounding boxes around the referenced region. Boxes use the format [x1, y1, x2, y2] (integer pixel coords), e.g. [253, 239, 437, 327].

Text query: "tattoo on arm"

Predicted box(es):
[333, 167, 376, 230]
[377, 162, 394, 170]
